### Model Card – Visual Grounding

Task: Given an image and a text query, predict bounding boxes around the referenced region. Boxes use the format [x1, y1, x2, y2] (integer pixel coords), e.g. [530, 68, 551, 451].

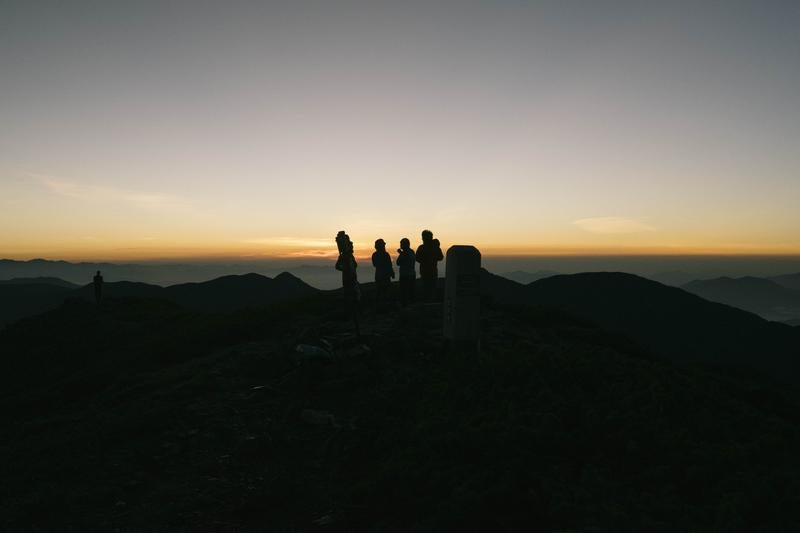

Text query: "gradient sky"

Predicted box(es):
[1, 0, 799, 260]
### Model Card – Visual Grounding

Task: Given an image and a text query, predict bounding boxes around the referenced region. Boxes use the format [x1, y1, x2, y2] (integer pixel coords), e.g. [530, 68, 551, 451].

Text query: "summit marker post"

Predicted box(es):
[443, 245, 481, 350]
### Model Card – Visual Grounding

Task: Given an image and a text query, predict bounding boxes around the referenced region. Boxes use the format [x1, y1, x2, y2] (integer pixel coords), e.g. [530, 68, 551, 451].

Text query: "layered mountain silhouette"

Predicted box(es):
[0, 258, 342, 289]
[770, 272, 800, 291]
[4, 268, 800, 384]
[0, 276, 79, 288]
[0, 259, 120, 284]
[158, 272, 317, 312]
[0, 273, 318, 325]
[646, 270, 698, 286]
[683, 276, 800, 322]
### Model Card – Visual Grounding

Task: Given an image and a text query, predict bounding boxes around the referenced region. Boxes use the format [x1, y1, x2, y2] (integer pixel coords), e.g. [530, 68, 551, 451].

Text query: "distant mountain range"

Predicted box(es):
[0, 273, 318, 325]
[0, 276, 80, 288]
[0, 259, 155, 285]
[770, 273, 800, 291]
[497, 269, 700, 287]
[0, 258, 341, 289]
[682, 276, 800, 323]
[645, 271, 700, 286]
[6, 258, 800, 293]
[494, 269, 800, 324]
[499, 270, 560, 284]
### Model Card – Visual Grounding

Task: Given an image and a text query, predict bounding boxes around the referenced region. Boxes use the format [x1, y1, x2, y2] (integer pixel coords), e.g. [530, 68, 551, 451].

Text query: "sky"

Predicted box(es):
[1, 0, 799, 261]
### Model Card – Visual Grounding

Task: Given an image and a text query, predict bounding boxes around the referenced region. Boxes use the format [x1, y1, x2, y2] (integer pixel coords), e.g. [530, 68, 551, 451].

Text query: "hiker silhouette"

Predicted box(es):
[416, 230, 443, 301]
[396, 237, 416, 307]
[372, 238, 395, 311]
[335, 231, 361, 336]
[335, 232, 360, 302]
[93, 270, 104, 304]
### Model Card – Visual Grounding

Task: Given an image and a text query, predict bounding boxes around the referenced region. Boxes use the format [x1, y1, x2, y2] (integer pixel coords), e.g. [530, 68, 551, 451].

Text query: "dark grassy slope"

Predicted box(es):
[483, 271, 800, 384]
[73, 280, 167, 300]
[0, 283, 76, 325]
[2, 294, 800, 531]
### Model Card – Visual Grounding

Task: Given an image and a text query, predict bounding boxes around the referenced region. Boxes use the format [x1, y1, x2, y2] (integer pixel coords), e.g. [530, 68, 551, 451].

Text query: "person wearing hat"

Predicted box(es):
[372, 238, 395, 311]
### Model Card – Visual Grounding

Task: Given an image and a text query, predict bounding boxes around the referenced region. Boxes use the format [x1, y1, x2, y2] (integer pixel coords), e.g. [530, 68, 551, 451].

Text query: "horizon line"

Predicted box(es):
[5, 252, 800, 264]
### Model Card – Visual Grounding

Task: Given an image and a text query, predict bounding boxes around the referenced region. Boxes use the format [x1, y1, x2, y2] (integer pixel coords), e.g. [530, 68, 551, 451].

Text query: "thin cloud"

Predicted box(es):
[34, 173, 190, 210]
[244, 237, 335, 249]
[284, 249, 340, 258]
[574, 217, 655, 234]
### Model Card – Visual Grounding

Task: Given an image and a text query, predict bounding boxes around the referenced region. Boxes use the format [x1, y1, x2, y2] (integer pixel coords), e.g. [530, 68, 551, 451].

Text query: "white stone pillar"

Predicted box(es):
[443, 245, 481, 345]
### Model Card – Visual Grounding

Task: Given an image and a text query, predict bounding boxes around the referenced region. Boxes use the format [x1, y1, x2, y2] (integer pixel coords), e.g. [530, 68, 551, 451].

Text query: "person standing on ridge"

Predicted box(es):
[93, 270, 104, 304]
[371, 239, 395, 310]
[335, 231, 361, 335]
[335, 232, 360, 303]
[416, 230, 443, 301]
[396, 237, 416, 307]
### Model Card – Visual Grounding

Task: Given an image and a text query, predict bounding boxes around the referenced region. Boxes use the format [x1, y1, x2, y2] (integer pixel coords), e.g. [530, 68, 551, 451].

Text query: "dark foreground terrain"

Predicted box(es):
[2, 286, 800, 532]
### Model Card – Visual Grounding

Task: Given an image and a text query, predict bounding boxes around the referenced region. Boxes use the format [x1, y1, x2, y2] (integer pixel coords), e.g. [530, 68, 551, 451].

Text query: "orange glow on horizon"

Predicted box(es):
[3, 241, 800, 263]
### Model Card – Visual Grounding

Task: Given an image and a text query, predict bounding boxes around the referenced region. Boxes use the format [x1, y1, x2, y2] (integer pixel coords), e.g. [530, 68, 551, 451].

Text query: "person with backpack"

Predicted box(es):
[416, 230, 443, 301]
[335, 231, 361, 335]
[396, 238, 416, 307]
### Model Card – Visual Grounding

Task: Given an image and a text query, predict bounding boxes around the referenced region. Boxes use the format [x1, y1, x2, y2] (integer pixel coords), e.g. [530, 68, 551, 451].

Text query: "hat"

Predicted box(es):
[375, 238, 386, 247]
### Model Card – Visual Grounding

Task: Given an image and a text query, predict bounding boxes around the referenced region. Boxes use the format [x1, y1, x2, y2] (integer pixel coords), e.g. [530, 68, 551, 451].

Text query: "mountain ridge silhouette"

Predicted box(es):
[771, 273, 800, 290]
[0, 272, 318, 324]
[480, 270, 800, 384]
[3, 269, 799, 383]
[0, 276, 80, 288]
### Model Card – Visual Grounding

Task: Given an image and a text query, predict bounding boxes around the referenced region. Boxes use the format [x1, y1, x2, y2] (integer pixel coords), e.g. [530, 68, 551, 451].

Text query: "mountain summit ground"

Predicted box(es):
[2, 283, 800, 531]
